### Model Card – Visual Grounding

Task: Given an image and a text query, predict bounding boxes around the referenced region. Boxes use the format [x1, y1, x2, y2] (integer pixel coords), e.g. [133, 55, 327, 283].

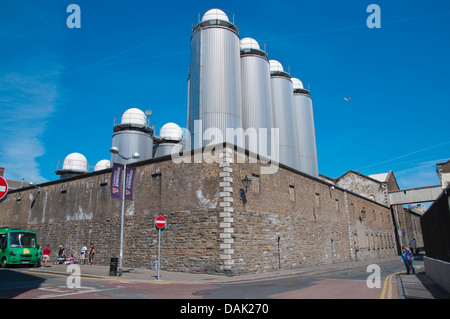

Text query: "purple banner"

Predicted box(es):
[125, 166, 136, 201]
[110, 163, 123, 199]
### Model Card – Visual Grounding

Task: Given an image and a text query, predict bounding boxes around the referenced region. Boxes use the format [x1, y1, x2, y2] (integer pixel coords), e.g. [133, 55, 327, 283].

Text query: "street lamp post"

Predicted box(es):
[110, 146, 140, 276]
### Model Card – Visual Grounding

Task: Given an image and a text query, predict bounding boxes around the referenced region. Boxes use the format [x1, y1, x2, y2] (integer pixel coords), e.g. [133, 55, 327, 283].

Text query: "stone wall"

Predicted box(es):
[0, 146, 397, 275]
[225, 150, 396, 274]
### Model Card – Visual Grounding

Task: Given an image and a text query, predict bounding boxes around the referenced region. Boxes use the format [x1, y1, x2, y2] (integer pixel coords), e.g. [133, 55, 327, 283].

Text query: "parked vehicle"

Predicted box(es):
[0, 227, 39, 267]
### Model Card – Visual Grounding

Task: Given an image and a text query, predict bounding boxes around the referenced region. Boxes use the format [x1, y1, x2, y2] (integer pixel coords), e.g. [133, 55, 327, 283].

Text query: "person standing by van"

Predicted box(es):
[42, 245, 51, 267]
[37, 245, 43, 268]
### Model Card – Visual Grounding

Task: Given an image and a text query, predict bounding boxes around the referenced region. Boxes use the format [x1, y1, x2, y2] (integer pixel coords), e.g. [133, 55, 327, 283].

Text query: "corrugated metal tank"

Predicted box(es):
[240, 38, 274, 160]
[292, 78, 318, 177]
[188, 9, 243, 149]
[186, 76, 191, 150]
[270, 60, 298, 169]
[111, 108, 154, 165]
[154, 143, 183, 158]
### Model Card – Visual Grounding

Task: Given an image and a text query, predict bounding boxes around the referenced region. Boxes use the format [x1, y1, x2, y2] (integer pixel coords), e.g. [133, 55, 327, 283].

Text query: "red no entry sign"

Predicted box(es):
[0, 176, 8, 201]
[155, 216, 166, 229]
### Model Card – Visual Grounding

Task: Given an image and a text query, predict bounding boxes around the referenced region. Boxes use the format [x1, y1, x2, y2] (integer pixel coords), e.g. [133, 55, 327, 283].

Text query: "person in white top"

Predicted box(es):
[80, 243, 87, 264]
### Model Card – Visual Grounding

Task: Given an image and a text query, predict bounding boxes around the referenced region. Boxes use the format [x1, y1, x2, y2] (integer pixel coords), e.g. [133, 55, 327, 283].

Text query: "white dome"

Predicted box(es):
[291, 78, 304, 89]
[160, 122, 182, 141]
[94, 159, 111, 171]
[121, 108, 146, 126]
[269, 60, 284, 72]
[240, 37, 260, 50]
[202, 9, 229, 22]
[63, 152, 88, 172]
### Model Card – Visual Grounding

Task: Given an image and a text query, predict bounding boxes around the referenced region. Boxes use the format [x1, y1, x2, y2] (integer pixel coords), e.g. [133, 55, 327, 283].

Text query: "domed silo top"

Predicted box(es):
[62, 152, 88, 172]
[94, 159, 111, 171]
[201, 9, 229, 22]
[240, 37, 259, 50]
[269, 60, 284, 72]
[193, 8, 238, 33]
[120, 108, 147, 126]
[269, 60, 290, 78]
[160, 122, 183, 141]
[292, 77, 310, 94]
[291, 78, 304, 89]
[240, 37, 268, 58]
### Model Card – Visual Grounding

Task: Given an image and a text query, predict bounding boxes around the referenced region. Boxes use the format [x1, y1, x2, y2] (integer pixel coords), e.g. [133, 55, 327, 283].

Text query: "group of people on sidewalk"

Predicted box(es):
[401, 246, 416, 275]
[37, 243, 95, 267]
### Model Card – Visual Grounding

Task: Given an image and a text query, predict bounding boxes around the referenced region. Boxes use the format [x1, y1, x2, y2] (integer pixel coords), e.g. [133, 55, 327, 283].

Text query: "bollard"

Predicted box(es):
[109, 257, 118, 276]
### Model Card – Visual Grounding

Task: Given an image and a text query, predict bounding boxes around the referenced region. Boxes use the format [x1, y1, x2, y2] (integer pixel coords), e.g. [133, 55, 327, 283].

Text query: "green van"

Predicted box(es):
[0, 227, 39, 267]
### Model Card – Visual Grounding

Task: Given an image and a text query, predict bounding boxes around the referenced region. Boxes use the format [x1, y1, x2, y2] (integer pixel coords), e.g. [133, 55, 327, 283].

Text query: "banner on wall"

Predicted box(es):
[110, 163, 123, 199]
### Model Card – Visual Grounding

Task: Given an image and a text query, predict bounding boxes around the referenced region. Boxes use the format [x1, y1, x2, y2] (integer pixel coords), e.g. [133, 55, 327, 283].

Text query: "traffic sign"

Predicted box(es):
[0, 176, 8, 201]
[155, 216, 166, 229]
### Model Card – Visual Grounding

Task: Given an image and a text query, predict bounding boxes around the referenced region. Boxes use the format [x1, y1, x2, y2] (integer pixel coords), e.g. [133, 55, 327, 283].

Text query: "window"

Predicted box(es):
[252, 174, 260, 194]
[315, 193, 320, 207]
[289, 185, 295, 202]
[335, 199, 339, 211]
[9, 232, 37, 248]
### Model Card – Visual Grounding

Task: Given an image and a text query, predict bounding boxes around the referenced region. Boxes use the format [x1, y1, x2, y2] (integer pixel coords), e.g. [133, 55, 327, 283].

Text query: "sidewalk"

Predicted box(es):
[397, 272, 450, 299]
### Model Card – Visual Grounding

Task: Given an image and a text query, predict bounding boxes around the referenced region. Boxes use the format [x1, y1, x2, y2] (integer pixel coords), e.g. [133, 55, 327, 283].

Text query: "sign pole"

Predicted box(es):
[119, 161, 126, 277]
[154, 216, 166, 281]
[157, 228, 161, 280]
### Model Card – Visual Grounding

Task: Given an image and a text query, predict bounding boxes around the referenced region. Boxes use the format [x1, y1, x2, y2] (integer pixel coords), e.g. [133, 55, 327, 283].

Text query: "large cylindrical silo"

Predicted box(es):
[186, 76, 191, 150]
[111, 108, 154, 165]
[188, 9, 243, 149]
[240, 38, 274, 160]
[270, 60, 298, 169]
[292, 78, 319, 177]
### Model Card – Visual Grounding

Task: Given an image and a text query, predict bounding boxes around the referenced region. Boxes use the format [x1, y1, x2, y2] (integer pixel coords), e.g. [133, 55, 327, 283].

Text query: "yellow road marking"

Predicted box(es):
[380, 271, 401, 299]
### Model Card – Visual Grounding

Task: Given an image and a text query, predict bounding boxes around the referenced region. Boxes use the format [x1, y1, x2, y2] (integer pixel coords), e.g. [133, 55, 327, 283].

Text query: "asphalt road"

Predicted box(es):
[0, 257, 411, 301]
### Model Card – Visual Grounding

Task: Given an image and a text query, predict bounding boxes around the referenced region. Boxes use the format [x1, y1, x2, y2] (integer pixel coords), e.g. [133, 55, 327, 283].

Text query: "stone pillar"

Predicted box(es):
[218, 147, 235, 275]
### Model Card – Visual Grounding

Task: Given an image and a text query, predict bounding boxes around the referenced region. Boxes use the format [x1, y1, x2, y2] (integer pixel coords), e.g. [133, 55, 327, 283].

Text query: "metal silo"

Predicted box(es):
[292, 78, 318, 177]
[188, 9, 243, 149]
[111, 108, 154, 165]
[240, 38, 274, 160]
[186, 76, 191, 150]
[270, 60, 298, 170]
[154, 123, 183, 158]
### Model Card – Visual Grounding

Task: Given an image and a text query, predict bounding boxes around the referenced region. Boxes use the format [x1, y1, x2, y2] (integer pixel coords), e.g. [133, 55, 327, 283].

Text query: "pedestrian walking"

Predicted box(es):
[401, 246, 410, 274]
[405, 246, 416, 274]
[88, 243, 95, 265]
[42, 245, 51, 267]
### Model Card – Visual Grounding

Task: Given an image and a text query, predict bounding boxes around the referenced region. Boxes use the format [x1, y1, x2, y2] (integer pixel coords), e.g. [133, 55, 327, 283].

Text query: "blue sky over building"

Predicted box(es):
[1, 0, 449, 189]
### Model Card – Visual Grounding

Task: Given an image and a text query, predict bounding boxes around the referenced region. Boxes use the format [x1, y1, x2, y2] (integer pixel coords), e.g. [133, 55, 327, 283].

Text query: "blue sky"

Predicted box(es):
[1, 0, 449, 190]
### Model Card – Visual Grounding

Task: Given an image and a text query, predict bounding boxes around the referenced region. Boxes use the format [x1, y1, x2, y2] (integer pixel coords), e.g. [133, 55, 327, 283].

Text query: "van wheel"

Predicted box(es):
[1, 257, 7, 268]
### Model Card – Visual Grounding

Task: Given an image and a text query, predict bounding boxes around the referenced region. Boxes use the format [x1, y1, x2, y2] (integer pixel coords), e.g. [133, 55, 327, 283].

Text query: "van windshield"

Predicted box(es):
[9, 232, 37, 248]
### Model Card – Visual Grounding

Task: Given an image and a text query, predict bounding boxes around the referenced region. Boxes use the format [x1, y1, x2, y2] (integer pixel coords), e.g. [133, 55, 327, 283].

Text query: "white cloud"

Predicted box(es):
[0, 70, 60, 183]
